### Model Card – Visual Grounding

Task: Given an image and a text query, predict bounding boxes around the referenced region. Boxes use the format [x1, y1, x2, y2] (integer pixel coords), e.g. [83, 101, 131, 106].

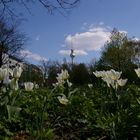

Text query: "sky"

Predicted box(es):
[15, 0, 140, 64]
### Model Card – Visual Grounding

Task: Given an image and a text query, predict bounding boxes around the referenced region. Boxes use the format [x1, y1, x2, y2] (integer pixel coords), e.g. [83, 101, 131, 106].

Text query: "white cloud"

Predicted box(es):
[119, 30, 127, 34]
[65, 26, 111, 52]
[59, 49, 88, 56]
[60, 25, 128, 57]
[59, 50, 70, 55]
[20, 50, 47, 61]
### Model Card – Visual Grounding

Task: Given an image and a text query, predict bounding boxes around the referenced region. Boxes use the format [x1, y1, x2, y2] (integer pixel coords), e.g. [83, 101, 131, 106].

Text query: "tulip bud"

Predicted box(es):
[0, 68, 8, 81]
[135, 68, 140, 78]
[24, 82, 34, 91]
[13, 67, 23, 79]
[88, 84, 93, 88]
[57, 94, 69, 105]
[10, 78, 19, 90]
[35, 84, 39, 89]
[117, 79, 128, 87]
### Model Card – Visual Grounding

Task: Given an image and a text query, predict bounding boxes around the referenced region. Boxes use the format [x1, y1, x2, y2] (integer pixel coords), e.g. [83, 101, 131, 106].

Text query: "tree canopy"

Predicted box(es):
[96, 28, 140, 82]
[98, 29, 136, 71]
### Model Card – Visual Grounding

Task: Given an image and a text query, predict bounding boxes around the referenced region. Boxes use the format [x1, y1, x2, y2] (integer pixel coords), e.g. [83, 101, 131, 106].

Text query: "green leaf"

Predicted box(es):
[7, 105, 21, 121]
[136, 98, 140, 106]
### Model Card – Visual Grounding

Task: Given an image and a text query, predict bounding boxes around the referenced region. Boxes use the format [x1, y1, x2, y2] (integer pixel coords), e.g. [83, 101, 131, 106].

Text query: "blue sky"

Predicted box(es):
[17, 0, 140, 64]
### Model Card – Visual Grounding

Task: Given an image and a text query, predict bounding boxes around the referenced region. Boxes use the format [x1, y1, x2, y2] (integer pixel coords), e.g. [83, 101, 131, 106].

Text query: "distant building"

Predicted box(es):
[2, 54, 43, 85]
[2, 54, 23, 69]
[20, 63, 43, 85]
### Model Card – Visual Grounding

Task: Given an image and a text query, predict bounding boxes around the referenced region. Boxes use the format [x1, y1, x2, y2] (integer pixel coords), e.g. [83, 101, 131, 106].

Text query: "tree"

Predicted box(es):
[0, 0, 80, 17]
[0, 18, 26, 67]
[47, 60, 61, 87]
[39, 59, 48, 78]
[38, 60, 62, 87]
[70, 63, 90, 85]
[98, 29, 135, 71]
[20, 63, 43, 85]
[97, 28, 137, 82]
[130, 39, 140, 67]
[38, 59, 52, 86]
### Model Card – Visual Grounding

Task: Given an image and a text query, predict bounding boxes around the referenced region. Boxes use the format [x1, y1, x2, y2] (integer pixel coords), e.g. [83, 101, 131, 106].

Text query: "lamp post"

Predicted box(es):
[70, 49, 75, 66]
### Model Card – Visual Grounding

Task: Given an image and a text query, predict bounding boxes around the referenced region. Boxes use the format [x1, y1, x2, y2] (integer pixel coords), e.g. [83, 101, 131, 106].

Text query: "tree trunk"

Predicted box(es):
[0, 44, 4, 87]
[0, 42, 4, 68]
[0, 50, 2, 68]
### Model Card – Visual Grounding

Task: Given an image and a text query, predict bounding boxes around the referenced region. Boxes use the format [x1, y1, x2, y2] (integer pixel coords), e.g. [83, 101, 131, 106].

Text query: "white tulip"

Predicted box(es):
[102, 77, 114, 88]
[54, 69, 70, 87]
[0, 68, 9, 81]
[117, 79, 127, 87]
[135, 68, 140, 78]
[10, 78, 19, 90]
[107, 69, 122, 81]
[88, 84, 93, 88]
[35, 84, 39, 89]
[24, 82, 34, 91]
[94, 69, 127, 90]
[67, 80, 72, 87]
[93, 71, 106, 78]
[3, 75, 10, 85]
[57, 94, 69, 105]
[13, 66, 23, 79]
[93, 71, 101, 77]
[57, 69, 69, 81]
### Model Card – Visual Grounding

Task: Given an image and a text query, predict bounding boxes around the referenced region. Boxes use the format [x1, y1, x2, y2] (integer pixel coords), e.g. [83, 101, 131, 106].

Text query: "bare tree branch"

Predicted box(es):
[0, 18, 27, 67]
[0, 0, 80, 17]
